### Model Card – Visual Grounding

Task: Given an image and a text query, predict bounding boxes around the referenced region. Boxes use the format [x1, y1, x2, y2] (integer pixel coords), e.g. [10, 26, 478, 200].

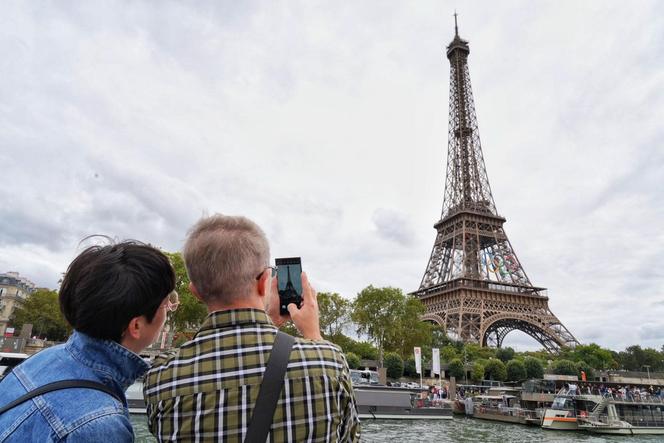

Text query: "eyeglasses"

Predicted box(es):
[164, 291, 180, 312]
[255, 266, 278, 281]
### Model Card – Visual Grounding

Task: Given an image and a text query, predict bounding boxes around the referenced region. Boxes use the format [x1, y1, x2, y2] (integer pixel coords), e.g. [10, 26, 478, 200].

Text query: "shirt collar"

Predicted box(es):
[65, 330, 150, 390]
[196, 308, 273, 335]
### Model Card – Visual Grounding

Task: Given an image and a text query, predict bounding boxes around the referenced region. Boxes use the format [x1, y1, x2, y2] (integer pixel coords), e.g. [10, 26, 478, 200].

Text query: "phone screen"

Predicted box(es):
[275, 257, 302, 296]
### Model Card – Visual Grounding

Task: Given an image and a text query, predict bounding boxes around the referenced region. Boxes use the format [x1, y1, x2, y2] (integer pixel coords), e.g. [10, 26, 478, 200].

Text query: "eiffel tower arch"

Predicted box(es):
[413, 17, 578, 352]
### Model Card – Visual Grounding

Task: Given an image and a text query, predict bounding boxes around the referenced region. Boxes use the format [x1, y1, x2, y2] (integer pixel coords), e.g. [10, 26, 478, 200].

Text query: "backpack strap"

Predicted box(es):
[244, 331, 295, 443]
[0, 379, 122, 415]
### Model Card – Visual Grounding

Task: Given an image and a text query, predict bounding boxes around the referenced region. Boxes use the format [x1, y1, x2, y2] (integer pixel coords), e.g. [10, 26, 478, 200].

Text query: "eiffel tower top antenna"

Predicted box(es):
[454, 10, 459, 37]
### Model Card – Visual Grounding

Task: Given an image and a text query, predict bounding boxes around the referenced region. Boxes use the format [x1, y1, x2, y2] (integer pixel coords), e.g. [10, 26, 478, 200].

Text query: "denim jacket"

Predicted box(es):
[0, 331, 149, 442]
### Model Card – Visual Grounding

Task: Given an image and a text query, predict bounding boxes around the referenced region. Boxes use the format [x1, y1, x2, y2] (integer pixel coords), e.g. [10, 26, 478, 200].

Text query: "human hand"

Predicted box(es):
[287, 272, 322, 341]
[265, 273, 289, 327]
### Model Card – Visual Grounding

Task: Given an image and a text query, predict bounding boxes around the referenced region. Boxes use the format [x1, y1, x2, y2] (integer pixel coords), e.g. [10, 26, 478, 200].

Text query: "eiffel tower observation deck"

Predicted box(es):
[413, 16, 578, 352]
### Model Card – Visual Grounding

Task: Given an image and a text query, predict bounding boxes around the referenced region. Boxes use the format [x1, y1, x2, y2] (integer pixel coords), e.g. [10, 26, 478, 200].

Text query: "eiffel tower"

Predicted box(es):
[413, 16, 578, 352]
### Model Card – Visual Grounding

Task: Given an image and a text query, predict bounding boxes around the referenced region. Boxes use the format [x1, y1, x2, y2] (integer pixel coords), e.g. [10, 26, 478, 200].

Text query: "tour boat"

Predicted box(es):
[578, 395, 664, 435]
[127, 382, 453, 420]
[541, 385, 602, 431]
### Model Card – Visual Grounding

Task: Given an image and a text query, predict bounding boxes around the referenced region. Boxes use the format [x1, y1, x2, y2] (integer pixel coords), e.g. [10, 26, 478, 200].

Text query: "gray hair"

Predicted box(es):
[183, 214, 270, 304]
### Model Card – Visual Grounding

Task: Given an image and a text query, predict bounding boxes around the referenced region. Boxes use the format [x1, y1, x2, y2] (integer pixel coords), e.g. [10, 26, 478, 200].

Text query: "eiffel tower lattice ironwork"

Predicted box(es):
[413, 17, 578, 352]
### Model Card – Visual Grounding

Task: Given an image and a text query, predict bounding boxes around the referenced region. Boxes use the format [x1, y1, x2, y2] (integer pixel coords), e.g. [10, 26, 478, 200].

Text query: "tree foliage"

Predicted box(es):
[318, 292, 351, 337]
[352, 286, 403, 366]
[403, 357, 417, 377]
[345, 352, 361, 370]
[448, 358, 465, 380]
[11, 289, 71, 341]
[471, 362, 485, 383]
[164, 252, 208, 333]
[440, 345, 458, 363]
[506, 360, 526, 381]
[484, 359, 507, 381]
[327, 332, 378, 360]
[551, 359, 578, 376]
[524, 357, 545, 379]
[384, 352, 404, 379]
[495, 347, 515, 363]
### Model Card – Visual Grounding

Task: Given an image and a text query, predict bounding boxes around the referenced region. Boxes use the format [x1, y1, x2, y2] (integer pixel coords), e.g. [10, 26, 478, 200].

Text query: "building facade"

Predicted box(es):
[0, 272, 36, 336]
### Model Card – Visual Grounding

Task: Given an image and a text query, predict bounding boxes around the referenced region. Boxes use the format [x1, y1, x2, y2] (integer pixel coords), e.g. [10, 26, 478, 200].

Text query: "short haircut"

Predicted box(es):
[59, 241, 175, 343]
[183, 214, 269, 304]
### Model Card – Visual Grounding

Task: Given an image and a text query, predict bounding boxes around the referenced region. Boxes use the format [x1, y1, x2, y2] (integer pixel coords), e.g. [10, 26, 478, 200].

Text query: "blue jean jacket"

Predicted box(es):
[0, 331, 149, 442]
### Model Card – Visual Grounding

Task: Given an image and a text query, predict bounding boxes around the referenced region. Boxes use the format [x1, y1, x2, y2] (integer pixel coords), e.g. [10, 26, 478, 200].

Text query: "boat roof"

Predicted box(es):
[0, 352, 29, 359]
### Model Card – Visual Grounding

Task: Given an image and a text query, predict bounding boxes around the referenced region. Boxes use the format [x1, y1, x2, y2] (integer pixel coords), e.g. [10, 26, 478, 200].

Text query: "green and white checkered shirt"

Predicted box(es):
[144, 308, 360, 442]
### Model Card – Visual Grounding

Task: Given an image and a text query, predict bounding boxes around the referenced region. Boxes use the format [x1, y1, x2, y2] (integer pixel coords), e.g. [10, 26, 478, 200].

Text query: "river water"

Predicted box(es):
[130, 415, 663, 442]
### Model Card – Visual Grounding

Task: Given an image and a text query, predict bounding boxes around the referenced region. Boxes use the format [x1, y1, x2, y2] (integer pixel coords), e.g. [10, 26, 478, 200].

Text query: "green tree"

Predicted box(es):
[524, 357, 545, 379]
[345, 352, 361, 370]
[440, 345, 458, 362]
[506, 360, 526, 381]
[164, 252, 208, 333]
[495, 347, 515, 363]
[576, 360, 594, 380]
[403, 357, 417, 377]
[471, 362, 485, 383]
[352, 286, 405, 366]
[384, 296, 431, 357]
[448, 358, 465, 380]
[11, 289, 70, 341]
[384, 352, 404, 379]
[318, 292, 351, 337]
[551, 359, 578, 376]
[464, 343, 495, 361]
[484, 359, 507, 381]
[561, 343, 617, 370]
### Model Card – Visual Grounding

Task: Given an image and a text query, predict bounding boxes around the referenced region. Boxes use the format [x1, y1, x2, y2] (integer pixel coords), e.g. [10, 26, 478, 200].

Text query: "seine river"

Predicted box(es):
[131, 415, 662, 442]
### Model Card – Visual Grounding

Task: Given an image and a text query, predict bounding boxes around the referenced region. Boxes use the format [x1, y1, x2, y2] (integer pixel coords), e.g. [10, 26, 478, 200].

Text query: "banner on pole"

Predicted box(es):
[414, 347, 422, 374]
[432, 348, 440, 375]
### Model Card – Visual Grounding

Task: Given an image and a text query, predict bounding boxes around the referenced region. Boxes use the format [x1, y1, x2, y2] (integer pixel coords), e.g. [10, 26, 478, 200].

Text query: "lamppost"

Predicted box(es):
[643, 365, 651, 380]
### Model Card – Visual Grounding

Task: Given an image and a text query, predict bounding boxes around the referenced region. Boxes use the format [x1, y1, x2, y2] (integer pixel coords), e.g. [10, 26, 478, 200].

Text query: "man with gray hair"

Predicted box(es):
[144, 214, 360, 442]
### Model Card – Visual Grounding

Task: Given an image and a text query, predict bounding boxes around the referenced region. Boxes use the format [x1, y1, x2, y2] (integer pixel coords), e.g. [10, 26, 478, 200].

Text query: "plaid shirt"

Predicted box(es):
[144, 308, 360, 442]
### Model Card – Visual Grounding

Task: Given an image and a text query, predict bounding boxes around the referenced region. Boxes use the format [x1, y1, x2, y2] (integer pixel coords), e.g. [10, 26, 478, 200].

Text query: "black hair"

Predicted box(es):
[59, 240, 175, 343]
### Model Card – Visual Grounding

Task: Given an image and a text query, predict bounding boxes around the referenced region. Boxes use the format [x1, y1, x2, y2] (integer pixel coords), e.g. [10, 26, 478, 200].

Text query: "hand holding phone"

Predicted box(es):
[275, 257, 303, 315]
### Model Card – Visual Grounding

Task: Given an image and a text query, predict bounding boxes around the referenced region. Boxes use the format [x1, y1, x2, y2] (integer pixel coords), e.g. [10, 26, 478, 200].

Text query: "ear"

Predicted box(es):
[256, 270, 270, 298]
[189, 282, 205, 302]
[124, 316, 143, 341]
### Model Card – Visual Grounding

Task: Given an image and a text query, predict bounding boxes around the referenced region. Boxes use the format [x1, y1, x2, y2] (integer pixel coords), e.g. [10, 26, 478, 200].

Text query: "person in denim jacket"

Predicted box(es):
[0, 241, 176, 442]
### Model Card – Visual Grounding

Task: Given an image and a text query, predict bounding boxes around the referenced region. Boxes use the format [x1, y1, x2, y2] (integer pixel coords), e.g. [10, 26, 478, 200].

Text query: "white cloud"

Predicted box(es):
[1, 1, 663, 352]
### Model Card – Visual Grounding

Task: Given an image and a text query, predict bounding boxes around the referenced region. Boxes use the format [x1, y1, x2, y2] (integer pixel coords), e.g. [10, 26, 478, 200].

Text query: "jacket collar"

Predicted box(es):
[196, 308, 273, 336]
[65, 330, 150, 390]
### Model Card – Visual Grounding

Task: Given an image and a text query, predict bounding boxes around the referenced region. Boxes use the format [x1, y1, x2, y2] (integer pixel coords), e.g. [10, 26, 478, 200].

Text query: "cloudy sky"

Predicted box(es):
[1, 1, 662, 351]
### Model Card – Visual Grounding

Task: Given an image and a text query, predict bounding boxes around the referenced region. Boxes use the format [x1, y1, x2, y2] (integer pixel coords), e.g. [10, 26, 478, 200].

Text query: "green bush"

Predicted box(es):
[448, 358, 465, 380]
[403, 357, 417, 377]
[576, 360, 594, 380]
[524, 357, 544, 379]
[506, 360, 526, 381]
[495, 347, 515, 363]
[551, 359, 578, 376]
[471, 362, 485, 383]
[484, 359, 507, 381]
[345, 352, 361, 370]
[384, 352, 404, 379]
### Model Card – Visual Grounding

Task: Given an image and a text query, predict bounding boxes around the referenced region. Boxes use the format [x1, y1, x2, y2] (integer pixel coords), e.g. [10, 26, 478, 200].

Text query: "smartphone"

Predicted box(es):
[275, 257, 303, 315]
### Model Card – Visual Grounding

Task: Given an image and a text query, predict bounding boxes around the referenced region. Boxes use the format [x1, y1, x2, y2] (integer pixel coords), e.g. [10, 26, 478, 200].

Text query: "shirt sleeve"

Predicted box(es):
[65, 412, 134, 443]
[338, 357, 361, 442]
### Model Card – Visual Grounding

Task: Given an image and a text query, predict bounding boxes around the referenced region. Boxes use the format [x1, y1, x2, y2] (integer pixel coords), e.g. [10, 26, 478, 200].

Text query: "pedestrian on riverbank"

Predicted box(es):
[0, 241, 176, 442]
[143, 214, 360, 442]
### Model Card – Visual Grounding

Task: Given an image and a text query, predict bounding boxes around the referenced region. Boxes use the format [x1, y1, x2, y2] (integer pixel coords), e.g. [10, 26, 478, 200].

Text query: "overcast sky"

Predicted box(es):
[1, 1, 662, 352]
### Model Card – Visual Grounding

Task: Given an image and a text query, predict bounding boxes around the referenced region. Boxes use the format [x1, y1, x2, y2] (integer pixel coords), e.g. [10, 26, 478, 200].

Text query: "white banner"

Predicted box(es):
[432, 348, 440, 375]
[414, 347, 422, 374]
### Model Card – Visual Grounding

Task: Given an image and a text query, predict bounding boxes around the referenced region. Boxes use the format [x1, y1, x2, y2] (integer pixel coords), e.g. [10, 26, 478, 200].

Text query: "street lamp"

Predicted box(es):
[643, 365, 651, 380]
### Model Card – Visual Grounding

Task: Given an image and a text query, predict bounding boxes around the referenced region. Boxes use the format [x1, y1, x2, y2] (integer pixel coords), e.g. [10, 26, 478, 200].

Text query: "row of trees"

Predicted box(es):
[9, 252, 664, 382]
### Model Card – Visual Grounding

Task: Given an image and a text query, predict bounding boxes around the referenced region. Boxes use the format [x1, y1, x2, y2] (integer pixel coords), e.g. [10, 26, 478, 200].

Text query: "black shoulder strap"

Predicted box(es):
[0, 379, 122, 415]
[244, 331, 295, 443]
